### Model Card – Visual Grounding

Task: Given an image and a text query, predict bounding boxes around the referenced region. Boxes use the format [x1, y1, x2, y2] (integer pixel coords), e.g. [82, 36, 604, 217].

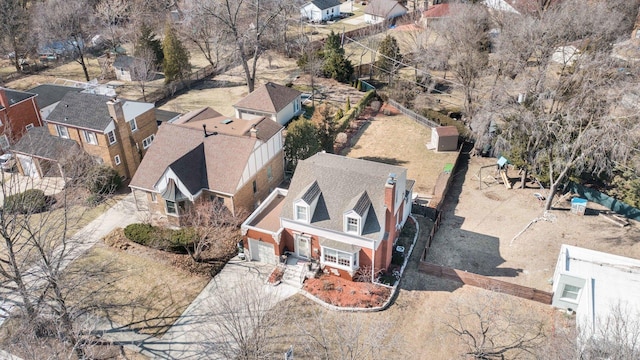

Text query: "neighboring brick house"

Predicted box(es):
[233, 82, 303, 126]
[129, 114, 285, 227]
[241, 153, 414, 280]
[13, 92, 158, 179]
[0, 87, 43, 151]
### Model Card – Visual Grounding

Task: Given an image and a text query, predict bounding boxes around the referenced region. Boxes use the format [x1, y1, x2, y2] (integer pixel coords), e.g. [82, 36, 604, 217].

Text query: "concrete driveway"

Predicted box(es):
[99, 258, 298, 359]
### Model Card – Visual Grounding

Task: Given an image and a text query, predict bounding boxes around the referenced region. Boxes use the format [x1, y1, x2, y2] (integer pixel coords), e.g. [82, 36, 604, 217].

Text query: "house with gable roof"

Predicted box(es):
[241, 153, 414, 280]
[364, 0, 408, 24]
[0, 87, 43, 151]
[300, 0, 342, 22]
[233, 82, 303, 126]
[129, 113, 285, 227]
[12, 92, 158, 179]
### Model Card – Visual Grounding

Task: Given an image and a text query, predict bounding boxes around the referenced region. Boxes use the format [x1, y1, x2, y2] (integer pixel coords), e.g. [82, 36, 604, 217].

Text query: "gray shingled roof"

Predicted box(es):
[11, 127, 79, 160]
[282, 153, 409, 240]
[364, 0, 407, 17]
[27, 84, 82, 110]
[233, 82, 301, 114]
[0, 88, 37, 111]
[301, 181, 321, 204]
[309, 0, 342, 10]
[348, 191, 371, 217]
[46, 92, 116, 131]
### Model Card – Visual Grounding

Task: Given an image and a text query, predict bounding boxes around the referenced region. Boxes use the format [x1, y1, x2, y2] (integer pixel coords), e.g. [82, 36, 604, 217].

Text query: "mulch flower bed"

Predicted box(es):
[303, 274, 391, 308]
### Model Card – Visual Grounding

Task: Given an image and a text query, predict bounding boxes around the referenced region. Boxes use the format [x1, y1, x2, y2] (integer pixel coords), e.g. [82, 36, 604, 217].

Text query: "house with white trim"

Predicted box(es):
[233, 82, 303, 127]
[241, 153, 414, 280]
[300, 0, 342, 22]
[129, 113, 285, 227]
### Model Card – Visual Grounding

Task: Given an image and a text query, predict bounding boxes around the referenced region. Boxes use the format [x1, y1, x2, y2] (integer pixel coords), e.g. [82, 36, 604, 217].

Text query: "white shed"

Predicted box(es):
[301, 0, 342, 22]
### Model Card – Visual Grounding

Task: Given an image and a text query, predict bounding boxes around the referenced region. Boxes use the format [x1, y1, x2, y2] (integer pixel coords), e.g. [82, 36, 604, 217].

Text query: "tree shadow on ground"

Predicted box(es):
[401, 144, 522, 292]
[357, 156, 407, 166]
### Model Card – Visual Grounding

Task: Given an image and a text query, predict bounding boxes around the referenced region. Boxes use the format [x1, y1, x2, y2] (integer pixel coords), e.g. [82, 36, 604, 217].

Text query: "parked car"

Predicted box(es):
[0, 153, 16, 172]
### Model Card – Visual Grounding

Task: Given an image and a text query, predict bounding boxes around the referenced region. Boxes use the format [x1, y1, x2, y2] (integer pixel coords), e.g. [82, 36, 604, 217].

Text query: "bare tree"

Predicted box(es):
[94, 0, 129, 53]
[476, 0, 640, 210]
[130, 49, 159, 102]
[433, 3, 490, 122]
[36, 0, 97, 81]
[179, 1, 233, 71]
[0, 148, 123, 358]
[0, 0, 32, 73]
[182, 199, 245, 263]
[445, 290, 546, 359]
[196, 0, 285, 92]
[201, 277, 288, 359]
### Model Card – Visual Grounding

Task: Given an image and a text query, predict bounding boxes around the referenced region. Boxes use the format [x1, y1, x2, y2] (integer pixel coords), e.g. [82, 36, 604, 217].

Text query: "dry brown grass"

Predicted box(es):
[343, 113, 458, 195]
[68, 240, 209, 336]
[4, 57, 103, 91]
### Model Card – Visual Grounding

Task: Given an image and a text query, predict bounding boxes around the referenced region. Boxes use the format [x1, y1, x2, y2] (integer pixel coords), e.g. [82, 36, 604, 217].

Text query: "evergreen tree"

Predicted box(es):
[377, 34, 402, 82]
[162, 23, 191, 83]
[284, 117, 322, 171]
[135, 23, 163, 66]
[322, 31, 353, 83]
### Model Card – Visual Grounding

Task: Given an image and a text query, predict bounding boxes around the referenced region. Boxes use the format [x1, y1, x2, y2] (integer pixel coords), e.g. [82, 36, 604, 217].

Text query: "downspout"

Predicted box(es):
[371, 244, 375, 283]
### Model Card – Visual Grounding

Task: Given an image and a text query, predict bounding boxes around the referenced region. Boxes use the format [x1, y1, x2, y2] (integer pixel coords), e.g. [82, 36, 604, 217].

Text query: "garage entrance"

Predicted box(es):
[248, 238, 276, 264]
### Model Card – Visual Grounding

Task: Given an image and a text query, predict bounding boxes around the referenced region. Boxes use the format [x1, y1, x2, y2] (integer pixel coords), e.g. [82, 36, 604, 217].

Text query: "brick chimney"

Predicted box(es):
[382, 173, 398, 269]
[106, 97, 125, 123]
[384, 173, 396, 211]
[106, 97, 137, 179]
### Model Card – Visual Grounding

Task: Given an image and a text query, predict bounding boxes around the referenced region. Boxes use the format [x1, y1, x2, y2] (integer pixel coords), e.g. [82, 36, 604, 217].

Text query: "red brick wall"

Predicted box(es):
[0, 97, 41, 145]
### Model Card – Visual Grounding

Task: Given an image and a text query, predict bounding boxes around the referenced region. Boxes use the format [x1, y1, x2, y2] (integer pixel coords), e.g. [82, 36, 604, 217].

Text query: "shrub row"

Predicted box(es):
[123, 223, 197, 254]
[337, 89, 377, 132]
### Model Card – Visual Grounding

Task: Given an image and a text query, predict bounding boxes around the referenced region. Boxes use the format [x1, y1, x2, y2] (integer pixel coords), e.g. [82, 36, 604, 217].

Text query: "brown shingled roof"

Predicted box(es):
[233, 82, 301, 114]
[129, 123, 257, 195]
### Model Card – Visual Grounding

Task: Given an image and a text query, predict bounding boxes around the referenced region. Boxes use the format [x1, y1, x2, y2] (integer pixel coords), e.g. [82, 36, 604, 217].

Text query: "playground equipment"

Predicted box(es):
[473, 156, 512, 189]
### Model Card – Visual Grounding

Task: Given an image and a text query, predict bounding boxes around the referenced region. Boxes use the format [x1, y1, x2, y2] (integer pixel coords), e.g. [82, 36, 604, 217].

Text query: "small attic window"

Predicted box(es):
[221, 119, 233, 124]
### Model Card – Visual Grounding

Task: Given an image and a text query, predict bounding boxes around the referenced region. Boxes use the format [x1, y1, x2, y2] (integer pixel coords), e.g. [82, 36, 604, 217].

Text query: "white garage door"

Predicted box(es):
[249, 238, 276, 264]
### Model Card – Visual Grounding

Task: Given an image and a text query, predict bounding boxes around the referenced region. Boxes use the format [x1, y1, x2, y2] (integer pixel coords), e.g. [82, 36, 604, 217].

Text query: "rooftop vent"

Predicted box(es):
[221, 118, 233, 125]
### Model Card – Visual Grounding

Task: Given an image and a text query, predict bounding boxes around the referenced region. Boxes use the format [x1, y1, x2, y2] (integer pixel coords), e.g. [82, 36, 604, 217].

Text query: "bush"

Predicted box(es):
[124, 223, 155, 245]
[123, 223, 196, 254]
[4, 189, 48, 214]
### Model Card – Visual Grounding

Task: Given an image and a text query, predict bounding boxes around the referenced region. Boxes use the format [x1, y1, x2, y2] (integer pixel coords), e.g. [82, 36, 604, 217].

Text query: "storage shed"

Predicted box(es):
[431, 126, 459, 152]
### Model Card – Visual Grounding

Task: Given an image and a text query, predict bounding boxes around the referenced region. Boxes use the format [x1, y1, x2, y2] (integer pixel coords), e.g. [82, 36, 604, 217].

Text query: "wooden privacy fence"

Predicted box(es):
[418, 262, 553, 304]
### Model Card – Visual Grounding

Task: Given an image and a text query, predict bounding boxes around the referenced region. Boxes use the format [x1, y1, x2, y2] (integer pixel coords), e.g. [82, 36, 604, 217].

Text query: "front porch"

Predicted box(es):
[273, 253, 320, 288]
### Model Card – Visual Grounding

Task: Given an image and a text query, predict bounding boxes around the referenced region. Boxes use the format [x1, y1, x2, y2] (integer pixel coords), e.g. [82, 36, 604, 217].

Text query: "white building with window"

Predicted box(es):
[552, 244, 640, 346]
[300, 0, 342, 22]
[233, 82, 303, 126]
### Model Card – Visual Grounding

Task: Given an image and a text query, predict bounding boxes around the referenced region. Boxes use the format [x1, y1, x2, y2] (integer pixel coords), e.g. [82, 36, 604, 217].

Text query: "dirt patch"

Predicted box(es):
[303, 275, 391, 308]
[424, 155, 640, 290]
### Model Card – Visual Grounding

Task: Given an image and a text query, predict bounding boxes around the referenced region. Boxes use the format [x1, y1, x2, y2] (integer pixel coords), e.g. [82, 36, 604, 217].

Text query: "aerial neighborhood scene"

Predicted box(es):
[1, 0, 640, 358]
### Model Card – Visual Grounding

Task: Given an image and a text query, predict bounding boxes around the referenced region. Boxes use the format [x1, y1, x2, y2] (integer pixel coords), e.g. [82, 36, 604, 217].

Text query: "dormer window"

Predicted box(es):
[346, 216, 359, 233]
[296, 204, 309, 222]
